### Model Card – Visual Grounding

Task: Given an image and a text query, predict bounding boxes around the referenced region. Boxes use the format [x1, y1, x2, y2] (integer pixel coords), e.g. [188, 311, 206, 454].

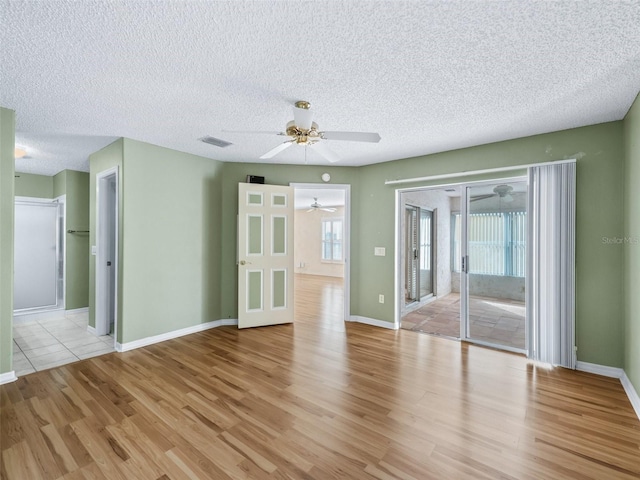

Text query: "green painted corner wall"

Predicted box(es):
[14, 172, 53, 198]
[64, 170, 90, 309]
[119, 138, 224, 344]
[53, 170, 67, 198]
[624, 92, 640, 394]
[0, 108, 16, 375]
[355, 122, 625, 367]
[89, 139, 124, 337]
[220, 163, 361, 320]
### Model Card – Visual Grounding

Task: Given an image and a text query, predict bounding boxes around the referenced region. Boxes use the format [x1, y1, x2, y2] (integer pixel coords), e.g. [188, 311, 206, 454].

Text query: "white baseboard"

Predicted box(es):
[349, 315, 398, 330]
[0, 371, 17, 385]
[87, 325, 97, 335]
[115, 318, 238, 353]
[621, 372, 640, 421]
[66, 307, 89, 315]
[576, 361, 624, 378]
[576, 361, 640, 422]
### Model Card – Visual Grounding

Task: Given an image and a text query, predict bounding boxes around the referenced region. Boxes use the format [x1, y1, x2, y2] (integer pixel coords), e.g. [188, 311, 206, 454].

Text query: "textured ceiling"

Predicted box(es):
[2, 1, 640, 176]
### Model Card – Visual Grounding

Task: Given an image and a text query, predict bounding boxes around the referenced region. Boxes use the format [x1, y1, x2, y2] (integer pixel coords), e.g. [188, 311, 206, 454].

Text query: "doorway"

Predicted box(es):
[95, 167, 118, 343]
[405, 205, 434, 305]
[291, 183, 350, 330]
[398, 178, 527, 353]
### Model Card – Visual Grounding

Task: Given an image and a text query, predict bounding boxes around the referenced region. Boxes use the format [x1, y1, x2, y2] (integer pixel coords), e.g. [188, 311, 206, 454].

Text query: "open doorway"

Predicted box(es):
[95, 167, 118, 345]
[292, 184, 349, 330]
[398, 178, 527, 353]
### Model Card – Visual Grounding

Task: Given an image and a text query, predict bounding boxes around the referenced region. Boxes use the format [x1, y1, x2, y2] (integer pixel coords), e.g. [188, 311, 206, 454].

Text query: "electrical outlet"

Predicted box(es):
[378, 294, 384, 303]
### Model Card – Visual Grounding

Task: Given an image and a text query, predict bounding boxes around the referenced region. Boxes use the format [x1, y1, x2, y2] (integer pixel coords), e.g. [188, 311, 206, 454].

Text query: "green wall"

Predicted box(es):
[119, 139, 224, 343]
[0, 108, 15, 375]
[60, 170, 90, 309]
[89, 139, 124, 337]
[624, 93, 640, 395]
[14, 172, 53, 198]
[88, 139, 225, 344]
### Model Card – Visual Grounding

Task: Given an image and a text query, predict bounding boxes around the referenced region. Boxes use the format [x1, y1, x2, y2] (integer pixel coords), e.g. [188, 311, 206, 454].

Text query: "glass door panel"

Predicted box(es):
[419, 209, 434, 298]
[465, 181, 527, 350]
[400, 188, 461, 339]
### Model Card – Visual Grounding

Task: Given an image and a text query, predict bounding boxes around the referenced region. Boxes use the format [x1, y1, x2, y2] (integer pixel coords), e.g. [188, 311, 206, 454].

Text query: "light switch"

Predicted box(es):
[91, 245, 97, 255]
[374, 247, 386, 256]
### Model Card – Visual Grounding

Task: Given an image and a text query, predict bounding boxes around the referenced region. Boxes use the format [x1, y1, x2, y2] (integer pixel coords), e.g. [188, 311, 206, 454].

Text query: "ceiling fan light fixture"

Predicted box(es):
[293, 101, 313, 130]
[14, 146, 27, 158]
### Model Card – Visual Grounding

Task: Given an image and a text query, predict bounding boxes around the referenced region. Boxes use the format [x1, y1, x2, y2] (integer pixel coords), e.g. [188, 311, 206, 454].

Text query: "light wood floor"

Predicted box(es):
[2, 275, 640, 479]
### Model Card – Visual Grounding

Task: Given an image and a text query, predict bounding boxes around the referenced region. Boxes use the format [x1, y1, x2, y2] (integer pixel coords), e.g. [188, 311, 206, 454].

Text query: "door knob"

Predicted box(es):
[239, 260, 251, 265]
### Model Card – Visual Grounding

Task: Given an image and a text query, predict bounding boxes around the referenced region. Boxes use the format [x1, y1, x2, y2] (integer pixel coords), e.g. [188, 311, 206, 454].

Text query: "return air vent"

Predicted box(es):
[199, 136, 233, 148]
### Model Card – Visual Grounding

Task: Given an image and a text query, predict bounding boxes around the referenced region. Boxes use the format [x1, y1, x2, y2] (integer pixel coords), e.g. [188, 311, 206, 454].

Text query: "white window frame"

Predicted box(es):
[321, 217, 344, 263]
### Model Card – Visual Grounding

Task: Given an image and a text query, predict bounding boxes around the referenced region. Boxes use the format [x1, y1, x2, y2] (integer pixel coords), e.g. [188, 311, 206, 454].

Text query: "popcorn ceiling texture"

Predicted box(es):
[2, 1, 640, 175]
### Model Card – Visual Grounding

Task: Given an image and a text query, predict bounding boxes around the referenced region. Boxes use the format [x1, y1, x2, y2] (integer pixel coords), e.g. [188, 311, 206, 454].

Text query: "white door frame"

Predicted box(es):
[290, 183, 351, 323]
[95, 166, 119, 343]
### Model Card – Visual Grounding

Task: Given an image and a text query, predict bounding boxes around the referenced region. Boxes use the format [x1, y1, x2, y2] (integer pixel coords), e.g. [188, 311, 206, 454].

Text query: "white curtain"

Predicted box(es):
[527, 161, 576, 368]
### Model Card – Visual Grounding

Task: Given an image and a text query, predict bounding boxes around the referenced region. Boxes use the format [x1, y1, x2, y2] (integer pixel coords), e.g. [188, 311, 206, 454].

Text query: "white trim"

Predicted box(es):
[576, 361, 624, 378]
[385, 158, 577, 185]
[290, 183, 351, 323]
[66, 307, 89, 315]
[575, 362, 640, 422]
[349, 315, 398, 330]
[87, 325, 97, 335]
[96, 166, 119, 347]
[115, 319, 239, 352]
[0, 371, 17, 385]
[621, 371, 640, 421]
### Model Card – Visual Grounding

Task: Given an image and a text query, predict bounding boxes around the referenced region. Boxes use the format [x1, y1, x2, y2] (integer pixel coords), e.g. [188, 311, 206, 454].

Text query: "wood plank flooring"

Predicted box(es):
[2, 275, 640, 479]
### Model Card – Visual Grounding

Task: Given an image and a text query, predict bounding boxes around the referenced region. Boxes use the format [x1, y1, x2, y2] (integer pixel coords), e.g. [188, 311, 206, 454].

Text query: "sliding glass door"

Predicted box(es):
[463, 181, 527, 351]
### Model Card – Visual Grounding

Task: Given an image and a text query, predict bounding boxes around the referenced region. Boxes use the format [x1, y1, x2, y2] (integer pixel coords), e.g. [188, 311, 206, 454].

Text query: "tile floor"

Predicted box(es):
[12, 311, 115, 377]
[401, 292, 526, 349]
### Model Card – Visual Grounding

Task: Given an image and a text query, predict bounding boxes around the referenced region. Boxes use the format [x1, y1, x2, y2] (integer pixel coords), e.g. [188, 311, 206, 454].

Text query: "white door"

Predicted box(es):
[238, 183, 294, 328]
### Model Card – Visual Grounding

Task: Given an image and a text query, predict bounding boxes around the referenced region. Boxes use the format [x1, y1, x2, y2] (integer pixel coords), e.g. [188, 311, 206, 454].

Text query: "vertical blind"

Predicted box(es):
[527, 162, 576, 368]
[453, 211, 526, 277]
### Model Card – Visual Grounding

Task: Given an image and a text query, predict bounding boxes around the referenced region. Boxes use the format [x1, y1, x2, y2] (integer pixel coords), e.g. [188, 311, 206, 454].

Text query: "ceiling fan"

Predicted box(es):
[470, 184, 514, 202]
[224, 100, 381, 163]
[307, 197, 337, 213]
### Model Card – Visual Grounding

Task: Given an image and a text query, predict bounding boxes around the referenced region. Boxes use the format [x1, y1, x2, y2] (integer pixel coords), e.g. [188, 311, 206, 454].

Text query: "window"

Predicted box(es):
[322, 218, 343, 261]
[452, 211, 526, 277]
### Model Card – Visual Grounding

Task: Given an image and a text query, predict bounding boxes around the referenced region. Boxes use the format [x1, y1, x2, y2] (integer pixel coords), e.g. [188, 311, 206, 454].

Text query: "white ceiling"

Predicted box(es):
[294, 188, 345, 209]
[2, 1, 640, 176]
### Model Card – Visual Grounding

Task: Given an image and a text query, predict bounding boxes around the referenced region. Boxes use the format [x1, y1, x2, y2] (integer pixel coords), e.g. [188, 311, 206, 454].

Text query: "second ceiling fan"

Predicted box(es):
[225, 101, 381, 163]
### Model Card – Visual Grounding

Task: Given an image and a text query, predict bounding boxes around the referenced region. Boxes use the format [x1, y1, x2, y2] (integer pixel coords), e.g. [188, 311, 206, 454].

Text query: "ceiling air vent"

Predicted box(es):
[199, 136, 233, 148]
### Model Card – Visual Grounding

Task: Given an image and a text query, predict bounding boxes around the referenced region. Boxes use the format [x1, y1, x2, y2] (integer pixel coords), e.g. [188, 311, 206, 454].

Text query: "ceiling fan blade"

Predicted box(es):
[292, 105, 313, 130]
[259, 140, 294, 159]
[470, 194, 495, 202]
[310, 141, 340, 163]
[321, 131, 381, 143]
[306, 208, 315, 213]
[321, 207, 337, 212]
[222, 130, 283, 135]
